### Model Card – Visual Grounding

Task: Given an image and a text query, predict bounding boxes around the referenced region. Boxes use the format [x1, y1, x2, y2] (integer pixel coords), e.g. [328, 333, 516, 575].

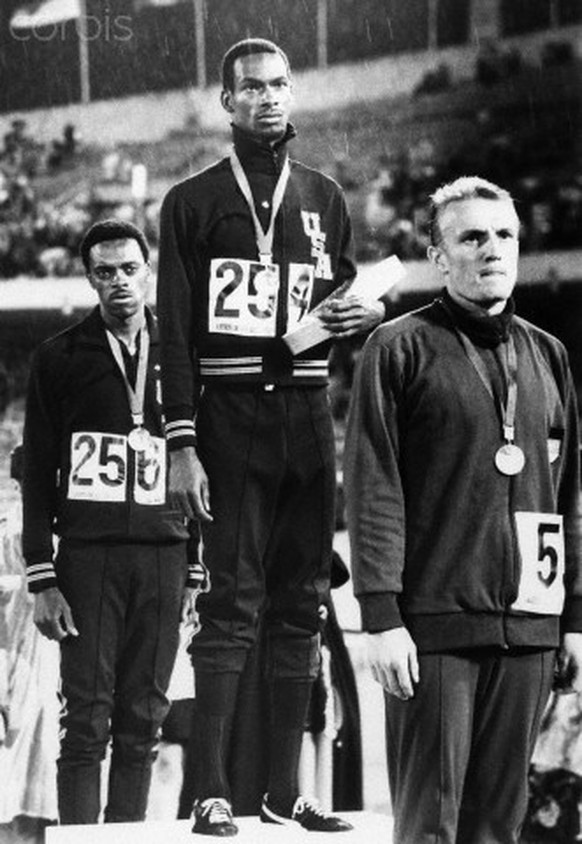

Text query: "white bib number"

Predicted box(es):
[511, 511, 565, 615]
[134, 436, 166, 506]
[209, 258, 279, 337]
[68, 431, 166, 506]
[287, 263, 315, 331]
[69, 432, 127, 502]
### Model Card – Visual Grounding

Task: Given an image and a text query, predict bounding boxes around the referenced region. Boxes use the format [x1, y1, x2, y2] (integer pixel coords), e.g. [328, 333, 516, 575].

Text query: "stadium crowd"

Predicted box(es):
[2, 48, 582, 281]
[356, 126, 582, 262]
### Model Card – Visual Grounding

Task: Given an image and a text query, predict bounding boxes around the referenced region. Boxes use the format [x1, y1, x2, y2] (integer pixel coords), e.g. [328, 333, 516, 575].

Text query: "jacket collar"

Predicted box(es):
[231, 122, 296, 173]
[78, 306, 158, 347]
[441, 289, 515, 348]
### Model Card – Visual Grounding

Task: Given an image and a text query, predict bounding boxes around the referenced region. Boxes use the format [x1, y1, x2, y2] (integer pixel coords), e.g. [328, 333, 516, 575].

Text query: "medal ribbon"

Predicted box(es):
[230, 148, 291, 265]
[106, 326, 150, 430]
[440, 300, 518, 445]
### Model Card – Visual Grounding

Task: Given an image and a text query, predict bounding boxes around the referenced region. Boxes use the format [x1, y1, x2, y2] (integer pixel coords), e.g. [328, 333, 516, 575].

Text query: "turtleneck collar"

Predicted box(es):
[232, 122, 296, 172]
[441, 289, 515, 348]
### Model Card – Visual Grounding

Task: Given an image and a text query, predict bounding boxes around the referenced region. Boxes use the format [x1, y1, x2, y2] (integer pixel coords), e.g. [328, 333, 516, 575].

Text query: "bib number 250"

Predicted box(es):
[68, 431, 166, 505]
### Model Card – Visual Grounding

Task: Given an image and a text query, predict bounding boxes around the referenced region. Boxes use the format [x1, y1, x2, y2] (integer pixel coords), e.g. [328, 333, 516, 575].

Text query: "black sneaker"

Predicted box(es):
[260, 794, 353, 832]
[192, 798, 238, 836]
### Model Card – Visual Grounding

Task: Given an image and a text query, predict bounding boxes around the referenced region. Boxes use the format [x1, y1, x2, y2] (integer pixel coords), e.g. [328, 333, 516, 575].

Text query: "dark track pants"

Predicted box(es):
[191, 385, 336, 680]
[385, 648, 555, 844]
[55, 540, 186, 824]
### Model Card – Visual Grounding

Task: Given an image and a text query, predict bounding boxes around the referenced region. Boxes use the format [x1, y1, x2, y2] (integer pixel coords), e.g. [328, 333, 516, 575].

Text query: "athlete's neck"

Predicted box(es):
[447, 287, 508, 317]
[232, 122, 294, 152]
[101, 308, 146, 353]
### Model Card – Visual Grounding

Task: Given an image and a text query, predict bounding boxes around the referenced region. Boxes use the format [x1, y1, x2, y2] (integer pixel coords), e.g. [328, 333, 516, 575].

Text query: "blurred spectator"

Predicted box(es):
[101, 150, 133, 183]
[1, 120, 42, 181]
[47, 124, 80, 171]
[552, 179, 582, 249]
[541, 40, 575, 68]
[475, 40, 522, 86]
[413, 63, 451, 97]
[0, 443, 59, 844]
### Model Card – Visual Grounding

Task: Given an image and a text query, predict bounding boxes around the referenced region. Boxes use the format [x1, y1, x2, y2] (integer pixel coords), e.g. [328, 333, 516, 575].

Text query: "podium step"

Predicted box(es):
[46, 811, 393, 843]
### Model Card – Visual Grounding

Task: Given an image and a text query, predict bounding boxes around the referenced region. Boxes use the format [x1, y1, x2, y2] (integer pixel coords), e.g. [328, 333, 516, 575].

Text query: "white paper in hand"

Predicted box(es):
[282, 255, 405, 355]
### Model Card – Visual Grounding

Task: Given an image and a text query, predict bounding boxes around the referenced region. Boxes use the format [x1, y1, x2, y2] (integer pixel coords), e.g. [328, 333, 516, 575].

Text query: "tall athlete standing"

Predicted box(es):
[22, 220, 196, 825]
[157, 38, 386, 836]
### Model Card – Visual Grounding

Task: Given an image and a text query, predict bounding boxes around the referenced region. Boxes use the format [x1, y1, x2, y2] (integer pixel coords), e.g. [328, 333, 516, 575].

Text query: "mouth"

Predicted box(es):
[258, 112, 283, 122]
[480, 269, 507, 278]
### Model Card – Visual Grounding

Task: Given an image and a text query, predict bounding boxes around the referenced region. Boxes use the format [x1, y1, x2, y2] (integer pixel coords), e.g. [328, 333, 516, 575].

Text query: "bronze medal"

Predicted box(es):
[128, 426, 152, 452]
[495, 443, 525, 476]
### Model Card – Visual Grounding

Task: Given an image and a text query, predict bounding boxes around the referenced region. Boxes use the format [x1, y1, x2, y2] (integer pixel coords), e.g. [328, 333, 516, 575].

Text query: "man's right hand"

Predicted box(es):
[34, 587, 79, 642]
[168, 446, 212, 522]
[366, 627, 419, 700]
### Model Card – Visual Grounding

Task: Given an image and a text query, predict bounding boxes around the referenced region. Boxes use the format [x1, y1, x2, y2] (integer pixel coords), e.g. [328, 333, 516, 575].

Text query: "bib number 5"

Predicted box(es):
[511, 511, 565, 615]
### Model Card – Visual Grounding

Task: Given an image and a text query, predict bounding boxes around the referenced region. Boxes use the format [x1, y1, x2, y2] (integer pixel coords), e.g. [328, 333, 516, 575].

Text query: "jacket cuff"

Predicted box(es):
[358, 592, 403, 632]
[27, 562, 57, 594]
[187, 561, 210, 592]
[165, 419, 196, 451]
[561, 596, 582, 632]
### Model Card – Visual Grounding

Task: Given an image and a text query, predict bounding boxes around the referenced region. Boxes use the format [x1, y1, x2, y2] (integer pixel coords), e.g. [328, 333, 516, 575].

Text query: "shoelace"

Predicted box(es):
[295, 797, 327, 818]
[201, 799, 232, 823]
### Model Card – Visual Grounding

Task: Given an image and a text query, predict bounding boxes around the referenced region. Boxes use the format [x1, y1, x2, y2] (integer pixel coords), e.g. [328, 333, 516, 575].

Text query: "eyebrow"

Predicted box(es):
[240, 74, 288, 84]
[93, 259, 142, 267]
[457, 225, 517, 237]
[91, 261, 144, 274]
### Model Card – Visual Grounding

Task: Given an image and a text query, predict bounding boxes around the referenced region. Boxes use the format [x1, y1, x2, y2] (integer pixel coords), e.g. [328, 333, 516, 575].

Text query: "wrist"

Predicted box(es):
[171, 445, 200, 461]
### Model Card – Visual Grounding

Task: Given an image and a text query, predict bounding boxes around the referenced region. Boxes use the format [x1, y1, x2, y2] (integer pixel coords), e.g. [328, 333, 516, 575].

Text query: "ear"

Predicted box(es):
[221, 89, 234, 114]
[427, 244, 448, 276]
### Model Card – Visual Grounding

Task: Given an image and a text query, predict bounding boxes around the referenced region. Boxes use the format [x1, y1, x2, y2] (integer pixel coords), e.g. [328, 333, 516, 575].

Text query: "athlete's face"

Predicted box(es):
[88, 238, 150, 322]
[428, 197, 520, 314]
[221, 51, 293, 141]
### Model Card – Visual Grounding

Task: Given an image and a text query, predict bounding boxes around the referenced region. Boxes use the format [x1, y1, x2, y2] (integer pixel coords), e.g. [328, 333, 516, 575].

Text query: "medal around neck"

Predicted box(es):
[128, 426, 152, 452]
[495, 443, 525, 476]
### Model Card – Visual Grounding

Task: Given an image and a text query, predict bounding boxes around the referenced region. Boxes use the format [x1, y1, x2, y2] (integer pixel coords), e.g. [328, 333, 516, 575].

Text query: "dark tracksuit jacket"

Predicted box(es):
[345, 294, 582, 650]
[23, 306, 189, 588]
[21, 307, 191, 823]
[345, 293, 582, 843]
[156, 124, 358, 677]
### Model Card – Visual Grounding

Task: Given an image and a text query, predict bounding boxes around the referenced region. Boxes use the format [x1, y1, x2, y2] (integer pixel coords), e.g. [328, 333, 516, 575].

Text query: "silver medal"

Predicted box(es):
[128, 426, 152, 452]
[495, 443, 525, 476]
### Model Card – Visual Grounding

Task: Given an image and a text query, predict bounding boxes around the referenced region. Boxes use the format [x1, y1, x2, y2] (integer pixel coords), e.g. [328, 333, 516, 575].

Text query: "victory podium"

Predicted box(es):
[47, 811, 393, 843]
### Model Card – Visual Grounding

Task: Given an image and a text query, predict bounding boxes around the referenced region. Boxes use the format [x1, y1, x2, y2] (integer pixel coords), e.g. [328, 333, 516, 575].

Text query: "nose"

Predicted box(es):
[482, 231, 503, 260]
[110, 267, 132, 284]
[261, 84, 277, 104]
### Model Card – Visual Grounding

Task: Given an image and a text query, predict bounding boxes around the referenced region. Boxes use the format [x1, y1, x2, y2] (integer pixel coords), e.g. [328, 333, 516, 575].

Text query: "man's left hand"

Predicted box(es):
[560, 632, 582, 695]
[318, 295, 385, 338]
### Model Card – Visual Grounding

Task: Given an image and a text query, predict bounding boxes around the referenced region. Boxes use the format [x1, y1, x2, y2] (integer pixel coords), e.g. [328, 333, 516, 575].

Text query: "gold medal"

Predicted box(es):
[495, 443, 525, 476]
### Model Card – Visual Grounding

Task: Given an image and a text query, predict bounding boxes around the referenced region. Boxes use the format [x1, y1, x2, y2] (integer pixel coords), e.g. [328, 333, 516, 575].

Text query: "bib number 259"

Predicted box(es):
[208, 258, 279, 337]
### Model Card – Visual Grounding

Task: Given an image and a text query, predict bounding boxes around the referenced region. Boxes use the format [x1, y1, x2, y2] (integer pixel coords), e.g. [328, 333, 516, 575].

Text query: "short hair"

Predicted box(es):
[80, 219, 149, 272]
[221, 38, 291, 91]
[428, 176, 516, 246]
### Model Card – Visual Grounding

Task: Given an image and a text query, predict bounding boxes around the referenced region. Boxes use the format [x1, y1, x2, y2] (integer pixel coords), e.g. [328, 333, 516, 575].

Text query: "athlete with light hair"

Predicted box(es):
[345, 176, 582, 843]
